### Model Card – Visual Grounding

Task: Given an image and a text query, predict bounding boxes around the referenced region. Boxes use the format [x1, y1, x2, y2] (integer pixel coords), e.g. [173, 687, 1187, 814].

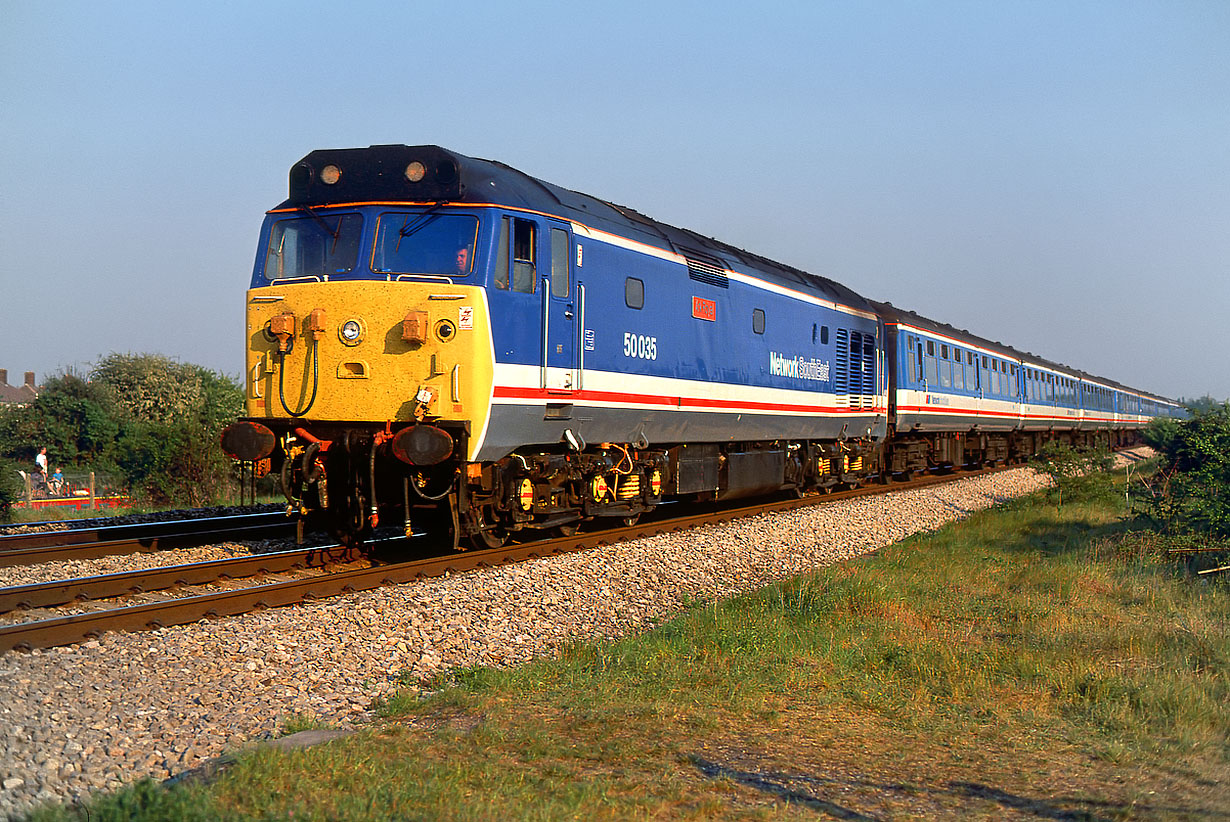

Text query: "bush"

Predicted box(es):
[116, 419, 238, 507]
[1141, 404, 1230, 537]
[0, 457, 23, 522]
[1028, 441, 1113, 511]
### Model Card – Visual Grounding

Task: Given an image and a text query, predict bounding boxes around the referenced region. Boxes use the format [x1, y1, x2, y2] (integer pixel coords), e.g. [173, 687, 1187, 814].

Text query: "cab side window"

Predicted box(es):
[512, 218, 536, 293]
[493, 217, 510, 289]
[550, 228, 570, 298]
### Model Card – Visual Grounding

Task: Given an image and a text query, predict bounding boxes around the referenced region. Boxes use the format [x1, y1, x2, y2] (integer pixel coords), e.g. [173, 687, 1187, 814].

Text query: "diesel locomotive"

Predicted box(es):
[220, 144, 1184, 546]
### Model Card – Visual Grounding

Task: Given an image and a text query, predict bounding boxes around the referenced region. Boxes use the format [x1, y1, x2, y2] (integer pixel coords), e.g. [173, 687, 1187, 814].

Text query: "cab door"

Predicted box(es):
[542, 222, 577, 392]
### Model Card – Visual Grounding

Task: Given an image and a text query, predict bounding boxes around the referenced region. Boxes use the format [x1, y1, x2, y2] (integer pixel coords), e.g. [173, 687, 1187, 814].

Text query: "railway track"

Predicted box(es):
[0, 511, 295, 568]
[0, 465, 1008, 653]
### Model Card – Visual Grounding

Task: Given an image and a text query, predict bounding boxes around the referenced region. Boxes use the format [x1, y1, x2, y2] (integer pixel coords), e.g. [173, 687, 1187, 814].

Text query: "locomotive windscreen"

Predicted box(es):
[373, 212, 480, 277]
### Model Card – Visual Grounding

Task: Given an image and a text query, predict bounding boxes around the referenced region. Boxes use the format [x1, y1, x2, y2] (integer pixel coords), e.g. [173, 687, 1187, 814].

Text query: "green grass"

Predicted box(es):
[28, 489, 1229, 821]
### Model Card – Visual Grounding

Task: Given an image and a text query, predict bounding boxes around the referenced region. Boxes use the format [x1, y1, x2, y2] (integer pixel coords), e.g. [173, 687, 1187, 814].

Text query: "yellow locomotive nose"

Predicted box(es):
[241, 280, 494, 461]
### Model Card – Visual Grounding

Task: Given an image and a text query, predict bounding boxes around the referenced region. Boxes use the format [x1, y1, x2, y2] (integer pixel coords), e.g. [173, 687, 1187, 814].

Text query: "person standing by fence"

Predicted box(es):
[33, 447, 48, 489]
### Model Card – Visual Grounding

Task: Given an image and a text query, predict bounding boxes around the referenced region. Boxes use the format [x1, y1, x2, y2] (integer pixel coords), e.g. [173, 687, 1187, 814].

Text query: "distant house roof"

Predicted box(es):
[0, 370, 38, 406]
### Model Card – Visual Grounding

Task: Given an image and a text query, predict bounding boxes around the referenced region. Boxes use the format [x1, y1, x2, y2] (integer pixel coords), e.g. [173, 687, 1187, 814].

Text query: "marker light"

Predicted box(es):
[320, 165, 342, 185]
[405, 161, 426, 182]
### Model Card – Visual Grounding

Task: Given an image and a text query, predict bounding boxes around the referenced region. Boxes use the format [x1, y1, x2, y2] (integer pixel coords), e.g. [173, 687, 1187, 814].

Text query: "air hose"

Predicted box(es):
[278, 341, 319, 418]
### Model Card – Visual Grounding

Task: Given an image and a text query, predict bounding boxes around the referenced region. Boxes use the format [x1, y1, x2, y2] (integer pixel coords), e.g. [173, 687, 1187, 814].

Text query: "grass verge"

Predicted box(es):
[29, 490, 1228, 821]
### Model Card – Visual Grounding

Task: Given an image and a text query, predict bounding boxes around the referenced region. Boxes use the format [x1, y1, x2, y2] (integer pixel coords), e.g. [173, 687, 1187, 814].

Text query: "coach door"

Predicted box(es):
[541, 222, 578, 393]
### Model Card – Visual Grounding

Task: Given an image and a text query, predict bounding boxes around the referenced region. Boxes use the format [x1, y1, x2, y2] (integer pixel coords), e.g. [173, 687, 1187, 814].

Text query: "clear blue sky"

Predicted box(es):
[2, 0, 1227, 401]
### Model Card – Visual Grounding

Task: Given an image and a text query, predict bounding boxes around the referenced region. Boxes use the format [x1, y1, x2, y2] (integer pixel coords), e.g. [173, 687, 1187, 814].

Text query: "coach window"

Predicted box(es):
[915, 341, 924, 386]
[625, 277, 644, 309]
[906, 336, 917, 383]
[821, 326, 829, 345]
[752, 308, 765, 335]
[924, 343, 938, 386]
[939, 346, 952, 388]
[953, 349, 964, 390]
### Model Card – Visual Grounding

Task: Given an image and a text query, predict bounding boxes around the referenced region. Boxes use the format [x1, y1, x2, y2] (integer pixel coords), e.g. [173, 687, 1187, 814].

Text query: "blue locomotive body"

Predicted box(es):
[479, 210, 887, 462]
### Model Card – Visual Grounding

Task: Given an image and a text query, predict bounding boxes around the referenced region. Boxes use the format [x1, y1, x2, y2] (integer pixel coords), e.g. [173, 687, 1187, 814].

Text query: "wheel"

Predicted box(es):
[621, 513, 641, 527]
[554, 521, 579, 537]
[468, 503, 508, 550]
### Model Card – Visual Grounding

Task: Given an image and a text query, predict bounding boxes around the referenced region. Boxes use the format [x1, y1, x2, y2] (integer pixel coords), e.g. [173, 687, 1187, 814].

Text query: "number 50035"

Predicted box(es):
[623, 332, 657, 360]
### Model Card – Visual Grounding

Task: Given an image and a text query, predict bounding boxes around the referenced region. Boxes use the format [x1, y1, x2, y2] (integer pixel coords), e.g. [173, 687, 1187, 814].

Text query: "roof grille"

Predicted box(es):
[684, 254, 729, 288]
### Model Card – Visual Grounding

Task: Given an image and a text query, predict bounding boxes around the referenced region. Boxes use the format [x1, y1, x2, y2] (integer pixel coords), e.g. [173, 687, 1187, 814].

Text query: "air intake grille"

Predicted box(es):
[835, 329, 850, 405]
[685, 256, 729, 288]
[835, 329, 876, 409]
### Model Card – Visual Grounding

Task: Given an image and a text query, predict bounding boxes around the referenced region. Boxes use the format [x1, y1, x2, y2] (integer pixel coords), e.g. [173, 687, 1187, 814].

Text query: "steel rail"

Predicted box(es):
[0, 464, 1013, 653]
[0, 511, 288, 552]
[0, 517, 296, 569]
[0, 545, 361, 613]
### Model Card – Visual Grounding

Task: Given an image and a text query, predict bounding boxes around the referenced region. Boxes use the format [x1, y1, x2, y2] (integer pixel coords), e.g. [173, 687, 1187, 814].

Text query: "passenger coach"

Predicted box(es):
[876, 302, 1185, 475]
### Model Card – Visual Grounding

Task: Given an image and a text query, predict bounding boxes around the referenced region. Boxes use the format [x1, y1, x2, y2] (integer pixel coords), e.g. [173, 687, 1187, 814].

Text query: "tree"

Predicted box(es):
[0, 373, 120, 468]
[0, 353, 245, 508]
[91, 353, 206, 424]
[1179, 395, 1227, 415]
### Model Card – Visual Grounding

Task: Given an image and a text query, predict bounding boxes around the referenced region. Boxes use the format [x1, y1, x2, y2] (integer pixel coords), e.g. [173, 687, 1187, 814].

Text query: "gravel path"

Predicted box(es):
[0, 463, 1088, 819]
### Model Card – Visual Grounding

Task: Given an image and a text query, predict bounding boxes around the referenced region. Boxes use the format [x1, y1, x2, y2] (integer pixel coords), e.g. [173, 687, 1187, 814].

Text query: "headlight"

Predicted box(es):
[339, 318, 364, 345]
[405, 161, 426, 183]
[320, 164, 342, 185]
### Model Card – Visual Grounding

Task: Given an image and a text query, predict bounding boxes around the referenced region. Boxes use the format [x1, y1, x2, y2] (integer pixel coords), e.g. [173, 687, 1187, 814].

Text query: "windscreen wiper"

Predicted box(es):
[299, 205, 339, 240]
[398, 201, 447, 239]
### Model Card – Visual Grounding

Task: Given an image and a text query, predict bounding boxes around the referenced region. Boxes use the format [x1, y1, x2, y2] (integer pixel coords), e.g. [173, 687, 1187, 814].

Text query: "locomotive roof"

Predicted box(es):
[281, 144, 875, 315]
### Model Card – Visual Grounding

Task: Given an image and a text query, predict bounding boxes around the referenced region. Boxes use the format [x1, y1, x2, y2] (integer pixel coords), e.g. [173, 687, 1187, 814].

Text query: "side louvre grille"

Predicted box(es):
[857, 331, 876, 408]
[835, 330, 876, 409]
[835, 329, 850, 407]
[684, 255, 729, 288]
